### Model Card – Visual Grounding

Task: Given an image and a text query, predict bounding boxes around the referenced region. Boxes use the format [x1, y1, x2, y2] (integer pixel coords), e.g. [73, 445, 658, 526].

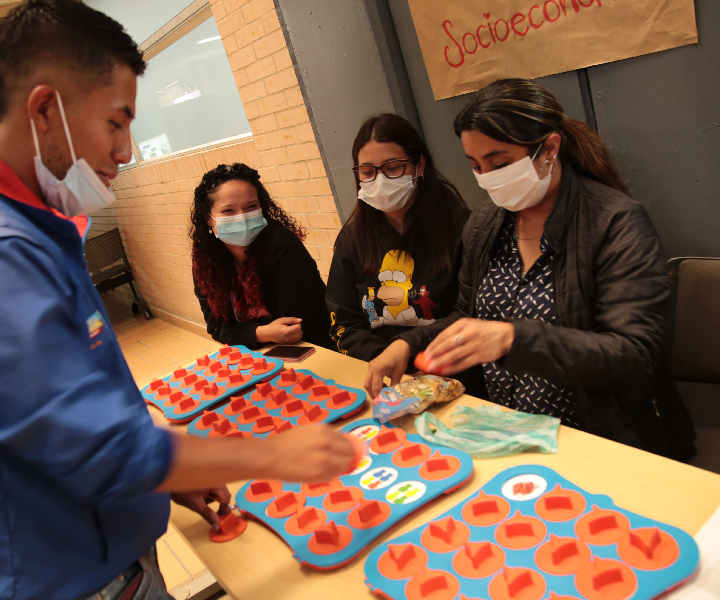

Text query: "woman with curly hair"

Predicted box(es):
[191, 163, 331, 348]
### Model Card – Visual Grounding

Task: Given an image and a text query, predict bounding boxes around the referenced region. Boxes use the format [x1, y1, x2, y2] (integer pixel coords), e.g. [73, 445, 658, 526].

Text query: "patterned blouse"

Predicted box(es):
[476, 213, 579, 426]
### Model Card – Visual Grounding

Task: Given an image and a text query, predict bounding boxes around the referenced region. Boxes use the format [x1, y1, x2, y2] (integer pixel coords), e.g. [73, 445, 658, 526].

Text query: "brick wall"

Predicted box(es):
[105, 0, 342, 334]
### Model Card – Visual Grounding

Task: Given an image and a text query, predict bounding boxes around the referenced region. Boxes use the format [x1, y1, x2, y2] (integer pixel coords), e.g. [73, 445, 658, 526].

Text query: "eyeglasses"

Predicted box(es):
[352, 158, 417, 183]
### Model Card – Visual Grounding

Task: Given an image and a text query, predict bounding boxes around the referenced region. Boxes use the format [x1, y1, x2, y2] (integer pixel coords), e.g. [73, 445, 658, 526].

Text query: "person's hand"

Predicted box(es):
[170, 486, 232, 531]
[261, 424, 355, 482]
[256, 317, 303, 344]
[364, 339, 411, 399]
[423, 318, 514, 376]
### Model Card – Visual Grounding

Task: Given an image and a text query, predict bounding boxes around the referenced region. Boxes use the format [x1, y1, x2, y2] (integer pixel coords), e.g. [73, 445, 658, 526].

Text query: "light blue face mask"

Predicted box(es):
[212, 209, 268, 247]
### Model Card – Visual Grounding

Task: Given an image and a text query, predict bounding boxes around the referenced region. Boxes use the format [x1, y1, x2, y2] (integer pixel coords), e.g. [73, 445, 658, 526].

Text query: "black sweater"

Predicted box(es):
[194, 221, 331, 349]
[325, 213, 467, 361]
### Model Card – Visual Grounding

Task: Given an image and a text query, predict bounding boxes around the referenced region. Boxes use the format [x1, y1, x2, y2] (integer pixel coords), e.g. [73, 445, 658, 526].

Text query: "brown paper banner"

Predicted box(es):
[408, 0, 698, 101]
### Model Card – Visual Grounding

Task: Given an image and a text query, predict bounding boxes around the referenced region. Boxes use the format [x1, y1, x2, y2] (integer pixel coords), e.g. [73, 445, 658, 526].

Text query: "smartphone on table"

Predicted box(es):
[263, 345, 315, 362]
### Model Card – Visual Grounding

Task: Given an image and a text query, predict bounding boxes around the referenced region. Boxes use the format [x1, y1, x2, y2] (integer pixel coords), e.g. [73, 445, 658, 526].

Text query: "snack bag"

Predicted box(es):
[372, 375, 464, 423]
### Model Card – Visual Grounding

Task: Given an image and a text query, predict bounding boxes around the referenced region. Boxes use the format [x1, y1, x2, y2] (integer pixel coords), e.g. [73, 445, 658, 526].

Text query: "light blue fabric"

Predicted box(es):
[0, 194, 173, 600]
[415, 404, 560, 457]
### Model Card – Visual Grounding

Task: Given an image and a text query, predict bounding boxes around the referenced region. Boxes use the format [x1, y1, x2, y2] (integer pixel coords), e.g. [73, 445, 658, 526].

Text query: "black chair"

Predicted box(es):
[85, 228, 154, 320]
[666, 257, 720, 472]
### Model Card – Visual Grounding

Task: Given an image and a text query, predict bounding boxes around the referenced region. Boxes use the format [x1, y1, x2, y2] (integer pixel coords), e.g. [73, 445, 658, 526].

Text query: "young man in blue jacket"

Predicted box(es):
[0, 2, 355, 599]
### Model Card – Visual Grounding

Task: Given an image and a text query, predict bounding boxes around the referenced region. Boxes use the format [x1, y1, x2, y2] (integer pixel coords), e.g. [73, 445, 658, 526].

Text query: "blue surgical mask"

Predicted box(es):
[213, 209, 268, 246]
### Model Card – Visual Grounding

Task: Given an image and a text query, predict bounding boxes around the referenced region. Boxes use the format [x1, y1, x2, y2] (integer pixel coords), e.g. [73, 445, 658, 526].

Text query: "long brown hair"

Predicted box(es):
[190, 163, 305, 321]
[344, 113, 470, 277]
[453, 79, 630, 196]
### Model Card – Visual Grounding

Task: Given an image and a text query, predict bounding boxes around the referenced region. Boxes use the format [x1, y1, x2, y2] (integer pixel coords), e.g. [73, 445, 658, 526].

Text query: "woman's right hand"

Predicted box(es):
[364, 339, 411, 399]
[256, 317, 303, 344]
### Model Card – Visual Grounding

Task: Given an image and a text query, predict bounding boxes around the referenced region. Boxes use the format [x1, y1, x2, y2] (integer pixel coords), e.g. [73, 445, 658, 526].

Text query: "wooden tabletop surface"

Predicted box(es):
[165, 346, 720, 600]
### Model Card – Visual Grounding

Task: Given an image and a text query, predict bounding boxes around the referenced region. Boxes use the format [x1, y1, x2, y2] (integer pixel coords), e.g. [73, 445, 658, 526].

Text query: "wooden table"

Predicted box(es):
[168, 346, 720, 600]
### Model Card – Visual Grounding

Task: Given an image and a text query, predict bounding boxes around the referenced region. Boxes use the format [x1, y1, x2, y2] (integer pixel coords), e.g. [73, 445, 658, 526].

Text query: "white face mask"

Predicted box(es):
[358, 173, 417, 212]
[212, 208, 268, 247]
[474, 146, 557, 212]
[30, 91, 117, 217]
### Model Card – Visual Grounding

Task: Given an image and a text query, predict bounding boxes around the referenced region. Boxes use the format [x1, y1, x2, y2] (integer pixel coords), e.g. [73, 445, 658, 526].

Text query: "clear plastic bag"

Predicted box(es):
[372, 375, 465, 423]
[415, 404, 560, 457]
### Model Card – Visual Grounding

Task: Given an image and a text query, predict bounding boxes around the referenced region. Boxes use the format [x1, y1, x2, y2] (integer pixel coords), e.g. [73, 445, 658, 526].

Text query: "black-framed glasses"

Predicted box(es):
[352, 158, 417, 183]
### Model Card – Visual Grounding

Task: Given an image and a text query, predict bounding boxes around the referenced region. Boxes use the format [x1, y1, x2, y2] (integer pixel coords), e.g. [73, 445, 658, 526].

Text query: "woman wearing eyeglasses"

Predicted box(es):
[366, 80, 695, 460]
[325, 114, 470, 365]
[191, 163, 331, 349]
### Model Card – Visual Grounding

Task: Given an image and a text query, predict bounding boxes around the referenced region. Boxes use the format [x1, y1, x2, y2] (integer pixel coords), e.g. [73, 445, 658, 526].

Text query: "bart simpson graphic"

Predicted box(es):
[362, 286, 380, 323]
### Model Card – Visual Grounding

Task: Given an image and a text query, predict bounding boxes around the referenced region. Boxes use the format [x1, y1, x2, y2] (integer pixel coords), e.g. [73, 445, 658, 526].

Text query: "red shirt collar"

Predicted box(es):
[0, 159, 89, 238]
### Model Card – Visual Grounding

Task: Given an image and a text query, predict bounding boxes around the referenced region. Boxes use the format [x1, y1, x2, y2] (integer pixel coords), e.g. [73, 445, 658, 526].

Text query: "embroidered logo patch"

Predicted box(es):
[87, 311, 104, 339]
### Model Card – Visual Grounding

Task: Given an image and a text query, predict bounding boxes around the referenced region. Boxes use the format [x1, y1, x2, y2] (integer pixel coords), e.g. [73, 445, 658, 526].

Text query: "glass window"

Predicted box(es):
[85, 0, 197, 46]
[130, 17, 252, 160]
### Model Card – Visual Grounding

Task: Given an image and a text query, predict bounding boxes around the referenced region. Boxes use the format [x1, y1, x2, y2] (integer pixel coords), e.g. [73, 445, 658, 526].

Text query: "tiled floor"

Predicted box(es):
[102, 295, 231, 600]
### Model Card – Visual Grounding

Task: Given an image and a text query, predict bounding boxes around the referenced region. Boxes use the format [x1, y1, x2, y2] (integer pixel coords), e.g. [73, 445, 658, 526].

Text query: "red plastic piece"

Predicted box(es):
[267, 389, 290, 408]
[392, 442, 431, 468]
[285, 506, 328, 536]
[226, 350, 243, 364]
[238, 355, 255, 369]
[209, 416, 238, 437]
[575, 506, 630, 545]
[369, 426, 407, 454]
[495, 511, 547, 550]
[270, 420, 295, 436]
[418, 450, 462, 481]
[296, 373, 315, 391]
[617, 527, 679, 570]
[377, 544, 427, 580]
[172, 368, 187, 380]
[453, 541, 505, 579]
[488, 566, 546, 600]
[298, 404, 329, 425]
[322, 486, 363, 512]
[196, 355, 210, 367]
[266, 491, 305, 519]
[405, 570, 460, 600]
[535, 535, 592, 576]
[279, 368, 297, 384]
[200, 382, 222, 400]
[208, 512, 247, 543]
[281, 399, 308, 417]
[250, 358, 271, 375]
[252, 415, 282, 434]
[328, 389, 354, 408]
[462, 491, 511, 527]
[182, 372, 199, 387]
[218, 345, 233, 356]
[174, 396, 201, 414]
[165, 390, 186, 406]
[414, 351, 440, 374]
[191, 377, 209, 393]
[308, 385, 330, 402]
[575, 558, 636, 600]
[535, 485, 586, 522]
[149, 378, 164, 391]
[226, 430, 250, 439]
[254, 382, 273, 399]
[227, 372, 249, 386]
[308, 521, 353, 555]
[236, 405, 265, 424]
[154, 383, 172, 398]
[421, 516, 470, 552]
[245, 479, 282, 503]
[225, 396, 250, 415]
[208, 360, 222, 374]
[213, 367, 232, 381]
[196, 410, 220, 429]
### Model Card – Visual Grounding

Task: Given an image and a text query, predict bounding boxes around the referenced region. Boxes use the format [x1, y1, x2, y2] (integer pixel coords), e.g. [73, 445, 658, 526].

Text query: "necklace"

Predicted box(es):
[514, 221, 543, 241]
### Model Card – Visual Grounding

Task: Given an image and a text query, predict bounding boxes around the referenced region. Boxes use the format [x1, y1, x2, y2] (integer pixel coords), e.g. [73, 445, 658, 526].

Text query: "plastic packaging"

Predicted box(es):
[415, 404, 560, 457]
[372, 375, 465, 423]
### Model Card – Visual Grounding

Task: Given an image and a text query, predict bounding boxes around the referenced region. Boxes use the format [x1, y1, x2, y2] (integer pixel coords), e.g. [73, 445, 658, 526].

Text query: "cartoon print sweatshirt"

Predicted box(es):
[325, 213, 467, 361]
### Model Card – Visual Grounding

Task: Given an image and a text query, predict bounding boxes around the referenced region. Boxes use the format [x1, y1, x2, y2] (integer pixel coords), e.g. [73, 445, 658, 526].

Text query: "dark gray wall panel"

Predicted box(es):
[588, 0, 719, 259]
[275, 1, 420, 221]
[387, 0, 587, 210]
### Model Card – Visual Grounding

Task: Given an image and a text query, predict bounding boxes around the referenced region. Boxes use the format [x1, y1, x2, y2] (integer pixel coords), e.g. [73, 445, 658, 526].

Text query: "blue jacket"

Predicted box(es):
[0, 162, 173, 600]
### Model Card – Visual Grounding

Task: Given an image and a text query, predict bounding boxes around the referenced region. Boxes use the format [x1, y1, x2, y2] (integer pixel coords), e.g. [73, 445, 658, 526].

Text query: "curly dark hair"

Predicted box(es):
[190, 163, 306, 321]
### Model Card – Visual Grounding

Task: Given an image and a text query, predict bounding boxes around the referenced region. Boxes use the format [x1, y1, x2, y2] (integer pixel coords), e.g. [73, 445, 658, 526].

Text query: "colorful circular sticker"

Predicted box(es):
[350, 455, 373, 475]
[360, 467, 398, 490]
[385, 481, 427, 506]
[350, 424, 380, 442]
[501, 474, 547, 501]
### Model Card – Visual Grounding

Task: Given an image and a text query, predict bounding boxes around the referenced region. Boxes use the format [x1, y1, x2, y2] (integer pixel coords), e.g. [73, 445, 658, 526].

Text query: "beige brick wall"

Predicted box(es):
[105, 0, 342, 332]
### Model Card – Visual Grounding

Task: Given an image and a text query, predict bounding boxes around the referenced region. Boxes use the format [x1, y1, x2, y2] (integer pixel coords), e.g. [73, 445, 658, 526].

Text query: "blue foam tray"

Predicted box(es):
[364, 464, 699, 600]
[186, 368, 367, 438]
[235, 418, 474, 570]
[140, 345, 283, 423]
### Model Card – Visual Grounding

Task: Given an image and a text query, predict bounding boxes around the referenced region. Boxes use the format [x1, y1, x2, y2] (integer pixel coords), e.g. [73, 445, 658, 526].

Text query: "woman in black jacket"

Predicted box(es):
[366, 79, 694, 460]
[190, 163, 331, 349]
